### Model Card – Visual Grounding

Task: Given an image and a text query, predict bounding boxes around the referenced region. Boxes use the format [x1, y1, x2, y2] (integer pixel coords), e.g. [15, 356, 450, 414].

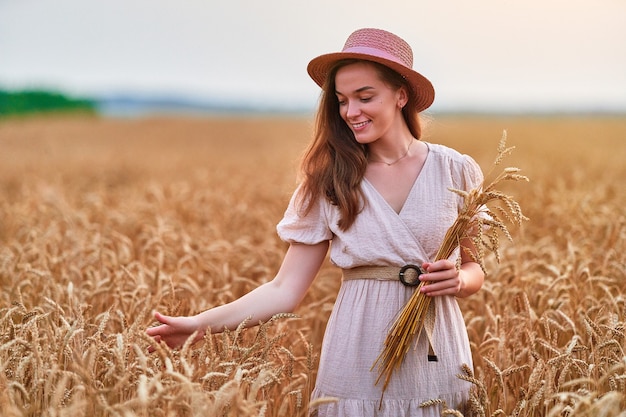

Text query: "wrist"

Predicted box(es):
[456, 262, 484, 298]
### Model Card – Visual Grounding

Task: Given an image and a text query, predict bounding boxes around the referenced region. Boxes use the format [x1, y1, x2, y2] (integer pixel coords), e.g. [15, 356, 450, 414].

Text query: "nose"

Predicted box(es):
[345, 99, 361, 118]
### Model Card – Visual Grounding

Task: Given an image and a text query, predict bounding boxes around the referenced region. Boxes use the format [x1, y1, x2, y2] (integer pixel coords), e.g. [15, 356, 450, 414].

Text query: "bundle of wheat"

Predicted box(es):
[372, 132, 529, 402]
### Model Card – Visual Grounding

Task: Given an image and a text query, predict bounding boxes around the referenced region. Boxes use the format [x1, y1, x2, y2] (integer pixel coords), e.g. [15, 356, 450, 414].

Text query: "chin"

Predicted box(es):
[352, 132, 376, 145]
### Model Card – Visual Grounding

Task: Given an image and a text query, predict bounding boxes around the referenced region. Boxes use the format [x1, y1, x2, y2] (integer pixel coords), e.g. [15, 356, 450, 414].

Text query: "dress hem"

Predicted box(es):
[309, 387, 470, 417]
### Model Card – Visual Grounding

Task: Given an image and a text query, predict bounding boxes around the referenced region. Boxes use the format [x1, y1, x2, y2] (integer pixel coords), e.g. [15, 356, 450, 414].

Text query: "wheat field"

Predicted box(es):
[0, 114, 624, 416]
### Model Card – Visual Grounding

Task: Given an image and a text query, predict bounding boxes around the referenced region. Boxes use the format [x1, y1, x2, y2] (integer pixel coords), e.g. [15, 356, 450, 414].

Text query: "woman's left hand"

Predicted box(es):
[419, 260, 462, 296]
[419, 259, 484, 298]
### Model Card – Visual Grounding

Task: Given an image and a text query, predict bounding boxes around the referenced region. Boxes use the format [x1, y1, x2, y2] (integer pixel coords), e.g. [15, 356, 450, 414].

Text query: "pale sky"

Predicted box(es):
[1, 0, 625, 113]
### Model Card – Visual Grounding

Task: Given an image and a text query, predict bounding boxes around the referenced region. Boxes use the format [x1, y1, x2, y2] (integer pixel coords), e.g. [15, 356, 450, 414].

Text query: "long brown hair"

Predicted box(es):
[297, 59, 423, 230]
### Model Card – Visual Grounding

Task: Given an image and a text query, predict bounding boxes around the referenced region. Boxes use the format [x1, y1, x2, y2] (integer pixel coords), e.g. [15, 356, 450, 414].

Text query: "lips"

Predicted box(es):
[352, 120, 371, 130]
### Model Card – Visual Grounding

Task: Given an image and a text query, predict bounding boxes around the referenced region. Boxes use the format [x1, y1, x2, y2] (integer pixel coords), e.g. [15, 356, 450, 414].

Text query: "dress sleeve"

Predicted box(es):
[276, 186, 333, 245]
[450, 153, 485, 213]
[459, 154, 492, 226]
[461, 154, 484, 192]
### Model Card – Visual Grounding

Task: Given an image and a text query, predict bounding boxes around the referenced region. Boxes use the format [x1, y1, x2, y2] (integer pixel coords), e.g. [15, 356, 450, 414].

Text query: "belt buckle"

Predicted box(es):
[398, 264, 425, 287]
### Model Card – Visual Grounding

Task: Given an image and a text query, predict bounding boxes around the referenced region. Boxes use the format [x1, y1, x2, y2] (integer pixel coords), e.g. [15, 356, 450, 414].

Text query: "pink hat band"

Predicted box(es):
[341, 46, 410, 68]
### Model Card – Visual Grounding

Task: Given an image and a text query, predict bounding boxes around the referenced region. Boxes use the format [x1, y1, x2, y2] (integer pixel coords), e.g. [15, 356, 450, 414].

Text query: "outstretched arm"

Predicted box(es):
[146, 241, 329, 349]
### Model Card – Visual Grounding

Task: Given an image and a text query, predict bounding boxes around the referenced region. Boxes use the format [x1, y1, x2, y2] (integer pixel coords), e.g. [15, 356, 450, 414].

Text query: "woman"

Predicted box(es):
[147, 28, 485, 416]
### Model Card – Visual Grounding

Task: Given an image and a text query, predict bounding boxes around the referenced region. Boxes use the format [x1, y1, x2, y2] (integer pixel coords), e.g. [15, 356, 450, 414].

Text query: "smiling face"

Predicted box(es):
[334, 61, 408, 145]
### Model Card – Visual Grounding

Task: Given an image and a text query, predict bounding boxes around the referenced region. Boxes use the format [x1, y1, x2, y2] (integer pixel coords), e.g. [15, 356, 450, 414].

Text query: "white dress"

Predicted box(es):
[277, 143, 484, 416]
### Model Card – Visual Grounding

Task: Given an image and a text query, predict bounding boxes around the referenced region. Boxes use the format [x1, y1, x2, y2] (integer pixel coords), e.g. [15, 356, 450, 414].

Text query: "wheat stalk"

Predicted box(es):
[372, 131, 529, 402]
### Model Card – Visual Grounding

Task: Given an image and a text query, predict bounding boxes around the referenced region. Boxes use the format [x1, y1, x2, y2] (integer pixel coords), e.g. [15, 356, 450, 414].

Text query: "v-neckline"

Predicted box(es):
[363, 142, 430, 216]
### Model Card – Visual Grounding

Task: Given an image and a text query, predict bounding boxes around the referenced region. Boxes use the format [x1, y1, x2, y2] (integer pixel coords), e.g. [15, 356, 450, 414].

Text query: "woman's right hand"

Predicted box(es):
[146, 311, 204, 351]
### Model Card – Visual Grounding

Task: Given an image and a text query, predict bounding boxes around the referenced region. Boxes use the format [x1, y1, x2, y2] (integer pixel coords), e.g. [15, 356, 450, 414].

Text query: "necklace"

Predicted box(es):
[369, 139, 413, 166]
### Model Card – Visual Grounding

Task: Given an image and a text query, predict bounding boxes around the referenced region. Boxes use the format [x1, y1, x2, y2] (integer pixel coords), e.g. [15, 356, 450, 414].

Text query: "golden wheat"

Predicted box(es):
[0, 114, 624, 416]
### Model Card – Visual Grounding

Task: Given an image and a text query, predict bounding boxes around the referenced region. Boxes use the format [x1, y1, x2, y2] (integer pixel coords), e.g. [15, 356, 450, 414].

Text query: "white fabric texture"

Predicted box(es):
[276, 143, 484, 416]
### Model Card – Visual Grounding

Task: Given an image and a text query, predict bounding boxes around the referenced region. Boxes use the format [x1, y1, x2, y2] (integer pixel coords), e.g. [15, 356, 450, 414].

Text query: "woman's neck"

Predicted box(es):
[367, 134, 417, 166]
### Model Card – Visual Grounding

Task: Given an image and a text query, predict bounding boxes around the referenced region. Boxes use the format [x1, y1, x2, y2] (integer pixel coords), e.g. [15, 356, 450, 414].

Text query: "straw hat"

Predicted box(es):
[307, 28, 435, 113]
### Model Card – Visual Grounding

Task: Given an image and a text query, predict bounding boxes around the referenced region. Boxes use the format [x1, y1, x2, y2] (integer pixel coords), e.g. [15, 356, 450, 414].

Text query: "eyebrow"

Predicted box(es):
[335, 86, 375, 96]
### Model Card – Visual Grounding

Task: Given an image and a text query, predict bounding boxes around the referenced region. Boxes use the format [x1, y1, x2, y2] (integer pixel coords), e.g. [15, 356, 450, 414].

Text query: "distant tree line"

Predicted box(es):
[0, 89, 96, 116]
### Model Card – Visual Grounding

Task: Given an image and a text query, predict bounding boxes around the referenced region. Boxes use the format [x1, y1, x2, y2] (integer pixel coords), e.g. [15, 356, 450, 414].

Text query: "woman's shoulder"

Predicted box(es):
[425, 141, 482, 177]
[425, 142, 471, 164]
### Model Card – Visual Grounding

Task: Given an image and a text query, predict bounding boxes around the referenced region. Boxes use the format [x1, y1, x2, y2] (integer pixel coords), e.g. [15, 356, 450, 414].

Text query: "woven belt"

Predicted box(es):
[342, 264, 425, 287]
[342, 264, 438, 362]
